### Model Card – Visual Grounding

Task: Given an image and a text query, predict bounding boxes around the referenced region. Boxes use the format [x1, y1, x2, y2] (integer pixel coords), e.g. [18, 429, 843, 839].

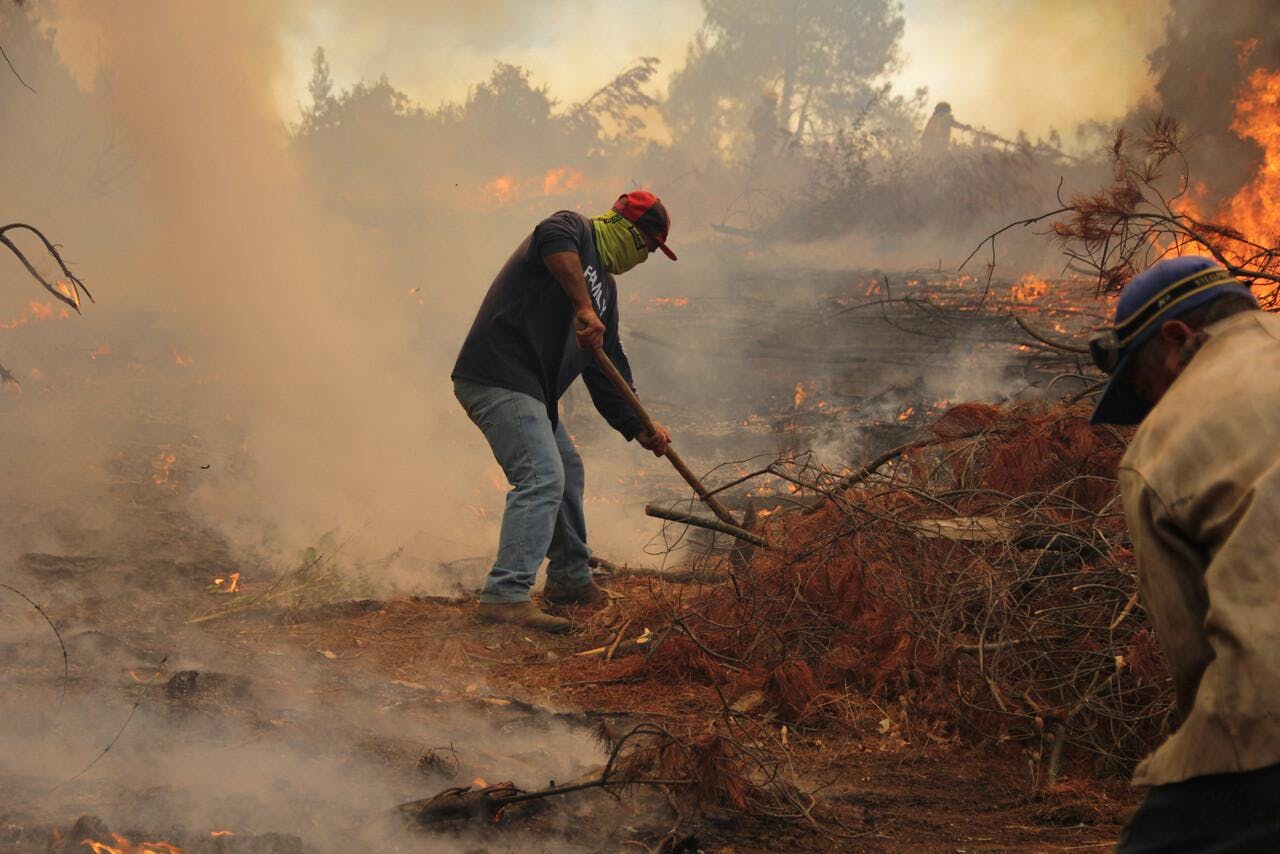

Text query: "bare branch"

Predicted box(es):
[0, 42, 36, 94]
[0, 222, 93, 310]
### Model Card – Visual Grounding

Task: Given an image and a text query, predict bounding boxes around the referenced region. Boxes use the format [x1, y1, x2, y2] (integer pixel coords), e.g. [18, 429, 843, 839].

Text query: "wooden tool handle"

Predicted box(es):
[591, 348, 741, 527]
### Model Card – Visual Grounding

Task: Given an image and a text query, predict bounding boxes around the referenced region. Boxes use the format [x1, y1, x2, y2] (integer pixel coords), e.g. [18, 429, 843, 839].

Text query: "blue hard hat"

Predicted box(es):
[1089, 256, 1257, 425]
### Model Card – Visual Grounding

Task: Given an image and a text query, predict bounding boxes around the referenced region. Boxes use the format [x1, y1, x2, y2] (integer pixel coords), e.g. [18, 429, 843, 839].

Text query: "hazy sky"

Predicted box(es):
[276, 0, 1171, 144]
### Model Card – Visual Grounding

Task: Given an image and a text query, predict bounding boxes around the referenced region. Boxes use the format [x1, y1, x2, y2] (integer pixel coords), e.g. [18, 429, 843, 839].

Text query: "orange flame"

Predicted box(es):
[897, 406, 916, 422]
[793, 382, 807, 410]
[213, 571, 241, 593]
[55, 279, 81, 310]
[484, 174, 518, 205]
[1009, 275, 1049, 304]
[172, 347, 193, 367]
[81, 834, 182, 854]
[1225, 65, 1280, 247]
[0, 300, 68, 329]
[542, 166, 584, 196]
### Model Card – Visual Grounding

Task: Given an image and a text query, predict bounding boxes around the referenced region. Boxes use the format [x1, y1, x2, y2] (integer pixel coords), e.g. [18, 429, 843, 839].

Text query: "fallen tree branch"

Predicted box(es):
[645, 503, 770, 549]
[1012, 315, 1090, 354]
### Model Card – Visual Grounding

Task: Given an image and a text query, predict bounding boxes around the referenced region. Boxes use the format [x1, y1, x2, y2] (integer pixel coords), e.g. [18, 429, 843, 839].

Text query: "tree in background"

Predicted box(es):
[294, 50, 664, 229]
[665, 0, 916, 159]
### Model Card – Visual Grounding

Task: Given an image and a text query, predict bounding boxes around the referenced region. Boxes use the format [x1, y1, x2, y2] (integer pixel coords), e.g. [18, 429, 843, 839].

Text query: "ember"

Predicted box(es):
[151, 451, 177, 487]
[81, 835, 182, 854]
[212, 571, 241, 593]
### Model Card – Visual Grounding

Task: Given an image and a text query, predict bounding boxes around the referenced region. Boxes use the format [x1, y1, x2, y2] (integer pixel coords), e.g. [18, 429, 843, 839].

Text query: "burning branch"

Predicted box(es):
[971, 116, 1280, 307]
[0, 223, 92, 311]
[1049, 117, 1280, 297]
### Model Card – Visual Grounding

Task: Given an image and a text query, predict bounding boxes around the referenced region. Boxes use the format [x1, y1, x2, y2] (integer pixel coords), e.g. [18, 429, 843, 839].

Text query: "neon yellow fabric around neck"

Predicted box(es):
[591, 212, 649, 275]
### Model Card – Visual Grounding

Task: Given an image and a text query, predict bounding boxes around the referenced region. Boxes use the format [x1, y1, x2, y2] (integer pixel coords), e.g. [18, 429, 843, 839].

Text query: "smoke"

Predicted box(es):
[847, 0, 1171, 147]
[4, 0, 1255, 584]
[0, 553, 612, 851]
[273, 0, 703, 118]
[1, 0, 519, 581]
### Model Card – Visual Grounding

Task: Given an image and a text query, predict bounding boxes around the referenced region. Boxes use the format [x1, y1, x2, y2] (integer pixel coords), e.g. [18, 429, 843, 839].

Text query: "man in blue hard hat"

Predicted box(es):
[1088, 256, 1280, 851]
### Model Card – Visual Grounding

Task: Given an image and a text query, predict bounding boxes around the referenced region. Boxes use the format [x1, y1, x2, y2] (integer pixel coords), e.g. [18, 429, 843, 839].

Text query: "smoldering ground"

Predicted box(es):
[0, 549, 629, 852]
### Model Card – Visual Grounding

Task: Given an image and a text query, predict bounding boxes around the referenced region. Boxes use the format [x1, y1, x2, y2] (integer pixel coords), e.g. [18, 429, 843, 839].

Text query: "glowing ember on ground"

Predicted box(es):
[212, 571, 241, 593]
[645, 296, 689, 309]
[0, 300, 68, 329]
[897, 406, 916, 422]
[1009, 274, 1050, 304]
[152, 451, 177, 486]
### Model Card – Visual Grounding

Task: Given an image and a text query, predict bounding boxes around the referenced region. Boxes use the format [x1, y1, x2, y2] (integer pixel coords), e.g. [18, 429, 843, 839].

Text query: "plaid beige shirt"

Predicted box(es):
[1120, 310, 1280, 786]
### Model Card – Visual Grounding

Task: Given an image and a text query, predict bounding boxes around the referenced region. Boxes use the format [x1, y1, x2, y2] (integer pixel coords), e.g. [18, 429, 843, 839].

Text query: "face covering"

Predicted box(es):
[591, 211, 649, 275]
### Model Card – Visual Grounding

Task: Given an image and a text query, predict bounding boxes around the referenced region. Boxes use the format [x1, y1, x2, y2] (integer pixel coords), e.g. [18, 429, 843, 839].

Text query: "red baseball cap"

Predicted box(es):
[612, 191, 677, 261]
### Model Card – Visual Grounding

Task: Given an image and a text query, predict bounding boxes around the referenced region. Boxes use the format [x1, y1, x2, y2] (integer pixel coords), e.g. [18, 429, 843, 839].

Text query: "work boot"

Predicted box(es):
[477, 601, 571, 634]
[542, 579, 611, 608]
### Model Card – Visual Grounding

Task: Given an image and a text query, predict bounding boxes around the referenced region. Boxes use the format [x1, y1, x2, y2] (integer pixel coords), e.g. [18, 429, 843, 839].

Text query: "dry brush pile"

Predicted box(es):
[633, 401, 1174, 785]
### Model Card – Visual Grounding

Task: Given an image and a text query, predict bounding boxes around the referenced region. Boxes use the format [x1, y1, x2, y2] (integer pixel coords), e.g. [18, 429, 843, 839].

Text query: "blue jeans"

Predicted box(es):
[453, 379, 593, 603]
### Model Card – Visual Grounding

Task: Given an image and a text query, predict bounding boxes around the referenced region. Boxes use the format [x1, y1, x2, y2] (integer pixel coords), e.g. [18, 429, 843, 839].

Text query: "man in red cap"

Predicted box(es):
[1088, 256, 1280, 851]
[451, 191, 676, 632]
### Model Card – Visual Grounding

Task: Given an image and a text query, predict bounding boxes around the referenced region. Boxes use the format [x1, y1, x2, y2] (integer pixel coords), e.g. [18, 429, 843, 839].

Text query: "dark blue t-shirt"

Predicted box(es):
[451, 210, 645, 439]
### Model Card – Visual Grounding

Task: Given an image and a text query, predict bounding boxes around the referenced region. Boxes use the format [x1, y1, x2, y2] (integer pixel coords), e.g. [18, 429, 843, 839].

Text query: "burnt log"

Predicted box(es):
[398, 781, 522, 825]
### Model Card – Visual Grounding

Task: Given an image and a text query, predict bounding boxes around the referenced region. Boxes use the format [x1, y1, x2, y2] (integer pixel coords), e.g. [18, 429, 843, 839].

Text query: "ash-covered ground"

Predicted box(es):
[0, 265, 1107, 852]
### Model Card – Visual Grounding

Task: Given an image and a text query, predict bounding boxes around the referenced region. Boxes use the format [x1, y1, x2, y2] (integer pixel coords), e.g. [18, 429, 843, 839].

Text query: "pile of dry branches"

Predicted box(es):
[634, 402, 1173, 785]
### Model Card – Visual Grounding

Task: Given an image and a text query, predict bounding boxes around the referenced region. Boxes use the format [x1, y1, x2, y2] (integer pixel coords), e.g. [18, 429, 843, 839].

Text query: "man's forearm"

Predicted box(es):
[544, 251, 593, 312]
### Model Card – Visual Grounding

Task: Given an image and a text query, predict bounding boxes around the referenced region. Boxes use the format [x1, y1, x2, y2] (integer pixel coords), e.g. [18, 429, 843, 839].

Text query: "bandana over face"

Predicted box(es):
[591, 212, 649, 275]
